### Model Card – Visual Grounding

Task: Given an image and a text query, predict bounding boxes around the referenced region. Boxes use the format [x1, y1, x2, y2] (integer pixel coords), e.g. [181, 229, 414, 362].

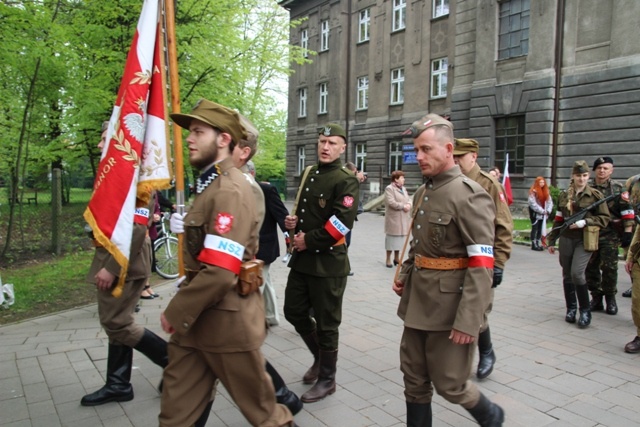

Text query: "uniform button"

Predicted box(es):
[428, 184, 433, 189]
[415, 239, 419, 244]
[301, 209, 305, 213]
[329, 247, 333, 251]
[300, 219, 304, 223]
[311, 178, 314, 182]
[320, 194, 323, 197]
[305, 188, 309, 192]
[316, 250, 320, 253]
[303, 198, 307, 202]
[183, 323, 189, 328]
[315, 170, 319, 174]
[424, 197, 428, 201]
[416, 225, 421, 229]
[190, 220, 195, 225]
[420, 210, 424, 215]
[438, 218, 441, 222]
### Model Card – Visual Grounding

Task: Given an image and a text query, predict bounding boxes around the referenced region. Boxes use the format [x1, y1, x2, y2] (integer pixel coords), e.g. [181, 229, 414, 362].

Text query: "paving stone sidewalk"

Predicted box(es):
[1, 210, 638, 426]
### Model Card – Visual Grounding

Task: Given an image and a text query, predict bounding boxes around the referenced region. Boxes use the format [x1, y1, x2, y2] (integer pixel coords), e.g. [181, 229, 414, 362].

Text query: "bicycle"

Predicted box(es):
[153, 212, 179, 279]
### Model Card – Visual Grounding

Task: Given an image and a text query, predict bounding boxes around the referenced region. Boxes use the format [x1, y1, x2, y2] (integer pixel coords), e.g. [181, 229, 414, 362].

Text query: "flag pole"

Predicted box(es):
[163, 0, 185, 276]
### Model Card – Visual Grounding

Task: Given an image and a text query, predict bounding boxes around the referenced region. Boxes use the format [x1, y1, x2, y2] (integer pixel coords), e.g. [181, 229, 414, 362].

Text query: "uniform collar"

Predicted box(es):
[316, 158, 343, 172]
[196, 157, 234, 194]
[424, 165, 463, 189]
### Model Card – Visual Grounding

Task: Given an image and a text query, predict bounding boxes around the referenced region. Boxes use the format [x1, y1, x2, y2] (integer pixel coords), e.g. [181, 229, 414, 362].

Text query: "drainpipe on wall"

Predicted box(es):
[344, 0, 352, 161]
[551, 0, 565, 187]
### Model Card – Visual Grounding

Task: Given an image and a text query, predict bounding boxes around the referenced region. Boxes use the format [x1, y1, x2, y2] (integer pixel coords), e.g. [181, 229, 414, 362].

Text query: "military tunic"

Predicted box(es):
[284, 159, 359, 349]
[396, 165, 495, 407]
[86, 197, 153, 347]
[159, 157, 292, 427]
[586, 178, 635, 297]
[627, 224, 640, 335]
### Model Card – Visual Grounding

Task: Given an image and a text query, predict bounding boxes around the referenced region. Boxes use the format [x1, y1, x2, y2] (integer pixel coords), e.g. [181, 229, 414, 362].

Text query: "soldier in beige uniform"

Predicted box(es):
[453, 138, 513, 380]
[159, 99, 293, 427]
[81, 122, 168, 407]
[393, 115, 504, 426]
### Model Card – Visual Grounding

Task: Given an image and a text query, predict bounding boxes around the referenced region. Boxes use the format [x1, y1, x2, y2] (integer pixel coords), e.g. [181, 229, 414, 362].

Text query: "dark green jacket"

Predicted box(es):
[289, 159, 360, 277]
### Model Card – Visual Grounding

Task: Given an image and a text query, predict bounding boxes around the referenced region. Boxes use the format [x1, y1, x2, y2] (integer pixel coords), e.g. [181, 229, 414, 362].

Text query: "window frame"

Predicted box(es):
[320, 20, 330, 52]
[356, 76, 369, 111]
[297, 146, 306, 175]
[390, 67, 405, 105]
[358, 8, 371, 43]
[355, 143, 367, 172]
[430, 57, 448, 99]
[298, 87, 307, 118]
[318, 82, 328, 115]
[300, 28, 309, 58]
[432, 0, 449, 19]
[392, 0, 406, 32]
[498, 0, 530, 60]
[494, 115, 526, 174]
[388, 141, 403, 175]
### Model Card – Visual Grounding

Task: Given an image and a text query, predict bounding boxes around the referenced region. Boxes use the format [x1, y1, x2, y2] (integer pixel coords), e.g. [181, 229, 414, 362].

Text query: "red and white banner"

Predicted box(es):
[84, 0, 172, 297]
[502, 153, 513, 206]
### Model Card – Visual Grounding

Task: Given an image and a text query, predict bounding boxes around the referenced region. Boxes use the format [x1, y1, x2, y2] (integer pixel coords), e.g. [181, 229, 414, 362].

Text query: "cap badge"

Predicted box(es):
[422, 119, 432, 127]
[323, 126, 332, 136]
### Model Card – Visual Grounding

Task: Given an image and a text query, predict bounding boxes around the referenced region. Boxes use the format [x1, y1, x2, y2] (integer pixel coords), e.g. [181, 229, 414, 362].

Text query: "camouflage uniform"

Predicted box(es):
[586, 178, 635, 311]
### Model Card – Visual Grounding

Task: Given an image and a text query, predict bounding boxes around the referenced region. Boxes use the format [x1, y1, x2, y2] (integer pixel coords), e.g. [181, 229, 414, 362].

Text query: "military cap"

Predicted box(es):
[318, 123, 347, 142]
[101, 121, 110, 133]
[453, 138, 480, 155]
[401, 113, 453, 138]
[572, 160, 590, 175]
[592, 156, 614, 170]
[171, 98, 247, 144]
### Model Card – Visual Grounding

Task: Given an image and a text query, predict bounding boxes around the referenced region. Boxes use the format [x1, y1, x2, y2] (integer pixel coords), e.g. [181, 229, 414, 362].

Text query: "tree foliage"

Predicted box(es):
[0, 0, 307, 261]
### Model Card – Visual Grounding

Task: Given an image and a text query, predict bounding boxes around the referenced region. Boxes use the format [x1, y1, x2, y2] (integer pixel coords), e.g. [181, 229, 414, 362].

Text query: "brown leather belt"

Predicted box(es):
[414, 254, 468, 270]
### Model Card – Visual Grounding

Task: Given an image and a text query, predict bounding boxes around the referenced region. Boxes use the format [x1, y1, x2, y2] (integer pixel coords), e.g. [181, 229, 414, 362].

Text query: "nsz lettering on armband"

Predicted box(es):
[330, 216, 348, 235]
[215, 238, 244, 258]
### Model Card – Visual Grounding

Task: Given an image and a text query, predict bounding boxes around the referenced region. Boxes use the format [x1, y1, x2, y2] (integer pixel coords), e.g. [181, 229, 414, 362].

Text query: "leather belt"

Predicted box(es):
[414, 254, 468, 270]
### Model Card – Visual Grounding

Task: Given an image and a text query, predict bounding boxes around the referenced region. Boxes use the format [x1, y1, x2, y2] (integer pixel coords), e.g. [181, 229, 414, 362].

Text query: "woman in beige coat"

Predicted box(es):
[384, 170, 412, 267]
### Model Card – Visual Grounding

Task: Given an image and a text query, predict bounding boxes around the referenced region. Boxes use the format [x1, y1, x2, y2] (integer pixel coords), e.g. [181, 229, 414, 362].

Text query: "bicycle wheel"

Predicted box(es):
[154, 236, 179, 279]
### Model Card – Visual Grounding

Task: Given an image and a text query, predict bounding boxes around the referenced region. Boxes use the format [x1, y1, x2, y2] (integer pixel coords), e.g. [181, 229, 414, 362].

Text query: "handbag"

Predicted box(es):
[583, 225, 599, 252]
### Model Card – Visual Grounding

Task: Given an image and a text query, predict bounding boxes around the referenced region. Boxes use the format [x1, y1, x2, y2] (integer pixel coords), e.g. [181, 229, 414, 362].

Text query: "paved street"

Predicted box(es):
[1, 209, 638, 426]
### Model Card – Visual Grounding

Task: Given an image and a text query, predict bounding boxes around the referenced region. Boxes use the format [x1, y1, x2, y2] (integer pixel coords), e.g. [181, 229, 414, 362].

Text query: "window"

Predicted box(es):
[355, 143, 367, 172]
[498, 0, 530, 60]
[495, 115, 525, 174]
[390, 68, 404, 105]
[389, 141, 402, 175]
[301, 29, 308, 58]
[298, 87, 307, 118]
[318, 83, 328, 114]
[392, 0, 406, 32]
[356, 76, 369, 110]
[297, 146, 306, 175]
[431, 58, 448, 98]
[358, 9, 371, 42]
[432, 0, 449, 18]
[320, 20, 329, 52]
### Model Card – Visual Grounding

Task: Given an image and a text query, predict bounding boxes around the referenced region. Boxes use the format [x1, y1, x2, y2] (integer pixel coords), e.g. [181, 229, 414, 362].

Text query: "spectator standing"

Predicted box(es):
[528, 177, 553, 251]
[546, 160, 610, 328]
[393, 115, 503, 426]
[383, 170, 412, 268]
[586, 157, 635, 315]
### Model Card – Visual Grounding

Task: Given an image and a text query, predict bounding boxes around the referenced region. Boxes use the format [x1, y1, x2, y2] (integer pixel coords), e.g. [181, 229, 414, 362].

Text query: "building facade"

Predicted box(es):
[279, 0, 640, 204]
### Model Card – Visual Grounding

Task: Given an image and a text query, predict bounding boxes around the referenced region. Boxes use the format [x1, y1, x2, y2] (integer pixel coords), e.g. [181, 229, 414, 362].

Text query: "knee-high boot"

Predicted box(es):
[301, 349, 337, 403]
[576, 284, 592, 328]
[81, 344, 134, 406]
[466, 393, 504, 427]
[134, 328, 168, 368]
[476, 327, 496, 379]
[266, 361, 303, 415]
[563, 281, 577, 323]
[300, 331, 320, 384]
[407, 401, 432, 427]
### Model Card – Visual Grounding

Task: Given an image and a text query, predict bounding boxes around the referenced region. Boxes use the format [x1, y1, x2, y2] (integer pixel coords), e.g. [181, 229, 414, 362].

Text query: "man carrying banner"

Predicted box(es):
[159, 99, 294, 427]
[81, 121, 168, 407]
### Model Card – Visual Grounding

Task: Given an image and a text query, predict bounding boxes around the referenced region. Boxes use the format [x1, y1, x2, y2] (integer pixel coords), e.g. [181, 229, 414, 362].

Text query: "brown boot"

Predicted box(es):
[301, 349, 337, 403]
[300, 331, 320, 384]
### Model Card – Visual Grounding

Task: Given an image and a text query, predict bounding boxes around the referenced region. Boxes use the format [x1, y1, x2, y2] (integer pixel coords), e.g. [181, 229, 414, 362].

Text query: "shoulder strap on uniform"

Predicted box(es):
[291, 165, 314, 217]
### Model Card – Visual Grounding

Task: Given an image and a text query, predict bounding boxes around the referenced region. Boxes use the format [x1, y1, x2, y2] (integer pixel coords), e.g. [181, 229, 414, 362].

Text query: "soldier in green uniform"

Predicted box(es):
[621, 173, 640, 298]
[546, 161, 610, 328]
[586, 157, 635, 315]
[283, 123, 359, 403]
[453, 138, 513, 380]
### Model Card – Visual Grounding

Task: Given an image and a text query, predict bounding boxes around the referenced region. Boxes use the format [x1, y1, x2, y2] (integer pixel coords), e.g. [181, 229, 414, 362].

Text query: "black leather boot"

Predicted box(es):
[300, 331, 320, 384]
[406, 401, 432, 427]
[266, 360, 303, 415]
[81, 344, 134, 406]
[590, 294, 604, 311]
[476, 327, 496, 380]
[577, 284, 592, 328]
[134, 328, 168, 368]
[301, 349, 337, 403]
[563, 281, 577, 323]
[194, 400, 214, 427]
[605, 295, 618, 315]
[466, 393, 504, 427]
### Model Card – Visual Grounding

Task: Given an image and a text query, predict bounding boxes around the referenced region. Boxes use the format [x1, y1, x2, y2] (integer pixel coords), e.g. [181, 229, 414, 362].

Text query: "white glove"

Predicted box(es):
[170, 213, 185, 234]
[574, 219, 586, 229]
